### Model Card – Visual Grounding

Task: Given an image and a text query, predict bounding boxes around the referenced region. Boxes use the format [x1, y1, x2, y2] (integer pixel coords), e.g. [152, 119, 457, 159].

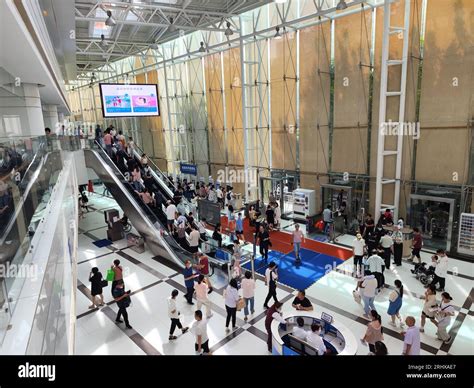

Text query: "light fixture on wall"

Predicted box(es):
[168, 17, 177, 32]
[199, 41, 206, 52]
[105, 10, 116, 27]
[336, 0, 348, 10]
[224, 21, 233, 36]
[274, 26, 282, 39]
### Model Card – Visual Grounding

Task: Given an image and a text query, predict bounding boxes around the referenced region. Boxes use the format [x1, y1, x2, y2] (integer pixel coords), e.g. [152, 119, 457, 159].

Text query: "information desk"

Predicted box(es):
[271, 310, 357, 356]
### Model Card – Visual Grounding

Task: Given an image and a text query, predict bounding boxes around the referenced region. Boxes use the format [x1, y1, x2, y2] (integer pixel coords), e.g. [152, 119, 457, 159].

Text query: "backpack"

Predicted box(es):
[226, 192, 231, 201]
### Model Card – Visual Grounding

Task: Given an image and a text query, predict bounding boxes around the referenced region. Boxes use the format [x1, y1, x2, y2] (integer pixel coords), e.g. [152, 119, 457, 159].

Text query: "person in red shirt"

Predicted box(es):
[410, 227, 423, 264]
[194, 253, 213, 294]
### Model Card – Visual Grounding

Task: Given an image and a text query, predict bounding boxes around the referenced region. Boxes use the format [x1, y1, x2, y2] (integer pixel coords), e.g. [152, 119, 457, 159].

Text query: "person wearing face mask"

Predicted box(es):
[265, 301, 285, 353]
[392, 225, 404, 266]
[430, 249, 448, 292]
[352, 233, 366, 276]
[183, 260, 198, 305]
[435, 292, 455, 344]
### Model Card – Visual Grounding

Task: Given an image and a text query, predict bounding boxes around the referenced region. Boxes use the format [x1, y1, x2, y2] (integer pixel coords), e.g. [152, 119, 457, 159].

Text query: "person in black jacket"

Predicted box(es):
[88, 267, 105, 308]
[113, 280, 133, 329]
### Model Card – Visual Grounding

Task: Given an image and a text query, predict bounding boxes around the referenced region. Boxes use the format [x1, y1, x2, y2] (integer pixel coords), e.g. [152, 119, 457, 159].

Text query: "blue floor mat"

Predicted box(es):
[243, 249, 343, 290]
[92, 239, 113, 248]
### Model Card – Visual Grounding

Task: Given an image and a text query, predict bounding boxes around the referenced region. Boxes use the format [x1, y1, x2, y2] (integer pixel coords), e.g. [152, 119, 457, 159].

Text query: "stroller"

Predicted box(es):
[411, 262, 435, 286]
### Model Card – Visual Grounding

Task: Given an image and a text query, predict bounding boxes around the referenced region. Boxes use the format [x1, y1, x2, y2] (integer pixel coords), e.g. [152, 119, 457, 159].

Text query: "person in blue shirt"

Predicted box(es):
[183, 260, 198, 305]
[236, 213, 244, 241]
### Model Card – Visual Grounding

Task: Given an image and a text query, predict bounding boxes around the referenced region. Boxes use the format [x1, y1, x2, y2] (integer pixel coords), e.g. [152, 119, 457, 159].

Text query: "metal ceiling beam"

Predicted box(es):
[74, 1, 239, 18]
[75, 15, 234, 33]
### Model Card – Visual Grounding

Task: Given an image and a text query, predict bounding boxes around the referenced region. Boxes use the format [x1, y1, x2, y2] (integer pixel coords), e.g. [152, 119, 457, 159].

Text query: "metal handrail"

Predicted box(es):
[94, 141, 195, 259]
[133, 143, 178, 192]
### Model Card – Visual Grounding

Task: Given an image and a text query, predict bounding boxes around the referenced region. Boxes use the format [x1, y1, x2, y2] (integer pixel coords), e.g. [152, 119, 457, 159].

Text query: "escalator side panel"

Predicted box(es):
[83, 149, 185, 269]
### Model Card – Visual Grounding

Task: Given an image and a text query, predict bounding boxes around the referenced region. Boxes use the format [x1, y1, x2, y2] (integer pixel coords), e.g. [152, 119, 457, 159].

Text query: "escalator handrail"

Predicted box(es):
[133, 143, 178, 192]
[132, 143, 194, 213]
[93, 141, 196, 259]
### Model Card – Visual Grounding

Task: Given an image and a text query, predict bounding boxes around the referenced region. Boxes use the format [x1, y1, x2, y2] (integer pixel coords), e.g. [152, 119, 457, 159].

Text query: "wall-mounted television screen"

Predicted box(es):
[99, 83, 160, 118]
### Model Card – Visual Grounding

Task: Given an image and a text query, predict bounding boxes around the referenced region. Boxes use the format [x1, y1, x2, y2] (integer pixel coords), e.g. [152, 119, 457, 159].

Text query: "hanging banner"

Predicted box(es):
[180, 162, 197, 175]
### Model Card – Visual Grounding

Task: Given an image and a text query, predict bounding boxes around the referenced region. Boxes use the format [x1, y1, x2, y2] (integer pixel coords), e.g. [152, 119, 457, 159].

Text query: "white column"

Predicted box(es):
[0, 83, 45, 137]
[42, 104, 59, 131]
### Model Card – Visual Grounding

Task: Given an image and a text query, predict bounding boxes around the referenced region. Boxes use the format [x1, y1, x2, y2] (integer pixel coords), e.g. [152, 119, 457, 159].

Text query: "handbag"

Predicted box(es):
[106, 269, 115, 282]
[236, 298, 245, 311]
[101, 279, 108, 288]
[389, 290, 399, 303]
[352, 290, 361, 304]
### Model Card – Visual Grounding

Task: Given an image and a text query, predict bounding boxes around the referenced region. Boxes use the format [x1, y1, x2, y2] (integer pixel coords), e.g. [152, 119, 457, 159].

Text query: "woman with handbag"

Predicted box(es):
[435, 292, 455, 344]
[387, 280, 404, 327]
[361, 310, 384, 354]
[419, 284, 438, 333]
[88, 267, 106, 308]
[224, 278, 240, 332]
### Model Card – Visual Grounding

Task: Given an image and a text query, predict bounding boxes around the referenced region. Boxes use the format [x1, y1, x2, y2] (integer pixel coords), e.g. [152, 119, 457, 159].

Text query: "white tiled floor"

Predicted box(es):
[75, 197, 474, 356]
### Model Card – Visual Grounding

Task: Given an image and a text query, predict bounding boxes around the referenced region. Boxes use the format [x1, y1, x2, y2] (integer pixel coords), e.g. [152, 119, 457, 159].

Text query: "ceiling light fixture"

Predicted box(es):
[150, 42, 159, 49]
[168, 17, 177, 32]
[199, 41, 206, 53]
[336, 0, 348, 10]
[105, 10, 116, 27]
[224, 21, 233, 36]
[274, 26, 282, 40]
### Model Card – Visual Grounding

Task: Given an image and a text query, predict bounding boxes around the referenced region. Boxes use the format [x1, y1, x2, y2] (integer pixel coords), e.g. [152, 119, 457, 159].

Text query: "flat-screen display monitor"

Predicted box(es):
[99, 83, 160, 117]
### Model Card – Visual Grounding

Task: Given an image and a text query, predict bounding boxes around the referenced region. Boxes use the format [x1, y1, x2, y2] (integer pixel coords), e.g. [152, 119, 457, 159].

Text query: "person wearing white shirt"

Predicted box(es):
[241, 271, 256, 321]
[165, 201, 177, 232]
[352, 233, 366, 275]
[366, 250, 386, 289]
[188, 227, 201, 259]
[167, 289, 189, 340]
[191, 310, 210, 354]
[436, 292, 455, 343]
[401, 316, 420, 355]
[306, 323, 327, 355]
[292, 317, 308, 340]
[379, 232, 393, 269]
[263, 262, 278, 309]
[431, 249, 448, 291]
[358, 271, 378, 317]
[224, 278, 240, 331]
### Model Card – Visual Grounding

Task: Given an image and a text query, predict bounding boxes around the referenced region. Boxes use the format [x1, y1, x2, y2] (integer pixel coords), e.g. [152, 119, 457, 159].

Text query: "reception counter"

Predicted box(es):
[271, 310, 358, 356]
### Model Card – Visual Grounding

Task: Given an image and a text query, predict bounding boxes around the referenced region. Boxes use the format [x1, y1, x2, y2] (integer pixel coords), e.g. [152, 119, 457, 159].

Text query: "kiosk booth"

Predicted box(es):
[271, 310, 358, 356]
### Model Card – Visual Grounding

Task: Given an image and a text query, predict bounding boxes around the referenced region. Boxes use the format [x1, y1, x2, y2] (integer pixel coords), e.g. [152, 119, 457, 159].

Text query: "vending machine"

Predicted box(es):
[292, 189, 317, 220]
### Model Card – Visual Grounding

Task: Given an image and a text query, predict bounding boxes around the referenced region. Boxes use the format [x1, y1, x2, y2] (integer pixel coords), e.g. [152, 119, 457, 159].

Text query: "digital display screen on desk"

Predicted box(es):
[321, 312, 333, 324]
[99, 83, 159, 117]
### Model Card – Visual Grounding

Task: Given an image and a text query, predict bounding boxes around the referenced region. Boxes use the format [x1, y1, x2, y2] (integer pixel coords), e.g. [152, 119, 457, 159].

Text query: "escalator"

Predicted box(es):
[129, 144, 193, 213]
[84, 145, 194, 269]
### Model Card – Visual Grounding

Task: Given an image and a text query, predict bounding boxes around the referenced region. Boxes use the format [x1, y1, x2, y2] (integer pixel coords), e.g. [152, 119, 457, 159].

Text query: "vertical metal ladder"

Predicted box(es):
[163, 58, 190, 176]
[375, 0, 411, 222]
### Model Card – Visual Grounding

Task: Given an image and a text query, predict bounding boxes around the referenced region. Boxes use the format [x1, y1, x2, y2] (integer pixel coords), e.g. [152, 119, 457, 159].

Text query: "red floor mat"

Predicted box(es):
[217, 215, 352, 260]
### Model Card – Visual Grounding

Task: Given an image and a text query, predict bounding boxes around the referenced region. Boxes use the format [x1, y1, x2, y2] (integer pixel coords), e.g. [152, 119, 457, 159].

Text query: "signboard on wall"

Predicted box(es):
[180, 162, 197, 175]
[99, 83, 160, 118]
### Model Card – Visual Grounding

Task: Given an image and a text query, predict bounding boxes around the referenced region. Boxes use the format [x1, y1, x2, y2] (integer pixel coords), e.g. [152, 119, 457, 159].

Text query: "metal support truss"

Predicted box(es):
[375, 0, 411, 222]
